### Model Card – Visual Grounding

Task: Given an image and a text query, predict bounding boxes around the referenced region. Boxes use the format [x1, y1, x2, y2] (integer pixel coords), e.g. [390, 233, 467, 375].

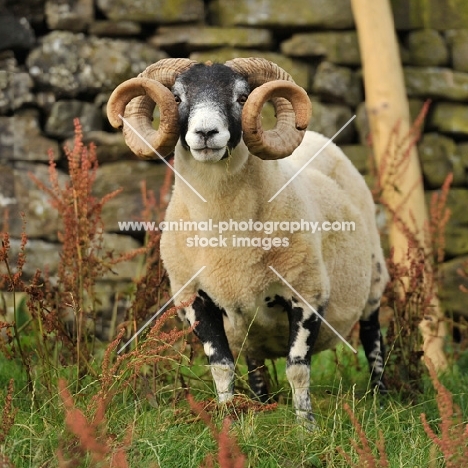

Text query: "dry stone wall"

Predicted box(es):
[1, 0, 468, 331]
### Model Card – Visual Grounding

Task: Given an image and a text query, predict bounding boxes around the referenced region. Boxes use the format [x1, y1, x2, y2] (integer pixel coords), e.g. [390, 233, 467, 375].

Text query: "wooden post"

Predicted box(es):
[351, 0, 447, 370]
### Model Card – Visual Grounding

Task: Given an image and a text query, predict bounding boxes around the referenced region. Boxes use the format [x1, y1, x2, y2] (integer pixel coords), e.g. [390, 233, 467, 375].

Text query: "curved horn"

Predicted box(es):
[107, 77, 180, 158]
[107, 58, 197, 159]
[242, 80, 311, 159]
[225, 58, 312, 160]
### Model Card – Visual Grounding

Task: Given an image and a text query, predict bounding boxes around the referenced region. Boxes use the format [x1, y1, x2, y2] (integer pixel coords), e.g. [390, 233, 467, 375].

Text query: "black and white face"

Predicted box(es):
[172, 64, 250, 163]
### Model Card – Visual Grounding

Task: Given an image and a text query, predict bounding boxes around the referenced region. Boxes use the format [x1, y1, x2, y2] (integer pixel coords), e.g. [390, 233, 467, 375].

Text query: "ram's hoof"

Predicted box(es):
[217, 392, 234, 403]
[372, 379, 388, 395]
[296, 411, 318, 431]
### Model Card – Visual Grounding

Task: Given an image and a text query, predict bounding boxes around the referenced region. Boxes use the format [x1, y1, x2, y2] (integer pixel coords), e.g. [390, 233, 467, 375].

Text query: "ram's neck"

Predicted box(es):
[171, 142, 275, 221]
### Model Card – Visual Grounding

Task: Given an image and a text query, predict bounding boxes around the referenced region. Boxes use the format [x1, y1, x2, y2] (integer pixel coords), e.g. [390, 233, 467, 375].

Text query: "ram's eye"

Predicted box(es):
[174, 95, 181, 104]
[237, 95, 248, 105]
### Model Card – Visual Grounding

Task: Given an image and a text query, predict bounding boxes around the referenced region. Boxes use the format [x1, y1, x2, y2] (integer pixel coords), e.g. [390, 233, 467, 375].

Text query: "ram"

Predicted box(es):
[107, 58, 389, 425]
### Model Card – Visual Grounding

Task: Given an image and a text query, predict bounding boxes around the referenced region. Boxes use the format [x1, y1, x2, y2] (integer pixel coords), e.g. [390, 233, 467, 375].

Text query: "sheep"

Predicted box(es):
[106, 57, 389, 425]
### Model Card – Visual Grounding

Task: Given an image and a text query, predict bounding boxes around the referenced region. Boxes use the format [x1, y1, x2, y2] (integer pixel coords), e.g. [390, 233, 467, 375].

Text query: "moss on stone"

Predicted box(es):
[404, 67, 468, 101]
[152, 27, 273, 51]
[393, 0, 468, 30]
[210, 0, 354, 29]
[430, 103, 468, 135]
[408, 30, 448, 66]
[418, 133, 463, 188]
[97, 0, 204, 23]
[281, 32, 361, 66]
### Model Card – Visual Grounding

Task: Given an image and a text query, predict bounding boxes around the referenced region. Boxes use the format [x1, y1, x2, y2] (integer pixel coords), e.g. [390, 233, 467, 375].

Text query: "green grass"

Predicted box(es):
[2, 345, 468, 467]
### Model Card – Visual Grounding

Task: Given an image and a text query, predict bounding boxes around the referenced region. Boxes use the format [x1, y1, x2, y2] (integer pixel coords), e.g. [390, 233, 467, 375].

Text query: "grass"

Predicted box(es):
[2, 342, 468, 467]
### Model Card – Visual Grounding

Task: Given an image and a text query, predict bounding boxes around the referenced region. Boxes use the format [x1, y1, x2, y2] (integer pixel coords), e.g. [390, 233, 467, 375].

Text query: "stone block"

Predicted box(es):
[0, 56, 35, 114]
[27, 31, 167, 96]
[45, 101, 102, 139]
[281, 32, 360, 66]
[94, 161, 169, 232]
[5, 238, 61, 280]
[88, 21, 142, 37]
[312, 62, 363, 107]
[211, 0, 354, 29]
[97, 0, 204, 24]
[407, 29, 449, 66]
[418, 133, 465, 188]
[404, 67, 468, 101]
[0, 16, 35, 51]
[446, 30, 468, 73]
[62, 131, 135, 163]
[308, 100, 356, 145]
[150, 26, 273, 52]
[45, 0, 93, 32]
[7, 162, 67, 240]
[392, 0, 468, 30]
[101, 233, 142, 279]
[0, 110, 60, 162]
[429, 103, 468, 136]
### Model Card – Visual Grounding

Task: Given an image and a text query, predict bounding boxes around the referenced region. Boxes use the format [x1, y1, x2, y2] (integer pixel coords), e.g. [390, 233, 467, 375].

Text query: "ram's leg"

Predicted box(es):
[188, 290, 234, 402]
[359, 306, 387, 393]
[246, 357, 269, 403]
[286, 298, 323, 426]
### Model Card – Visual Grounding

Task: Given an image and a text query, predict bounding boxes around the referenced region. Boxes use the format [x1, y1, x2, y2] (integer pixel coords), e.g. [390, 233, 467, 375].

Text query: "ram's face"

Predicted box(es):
[172, 64, 250, 163]
[107, 58, 311, 161]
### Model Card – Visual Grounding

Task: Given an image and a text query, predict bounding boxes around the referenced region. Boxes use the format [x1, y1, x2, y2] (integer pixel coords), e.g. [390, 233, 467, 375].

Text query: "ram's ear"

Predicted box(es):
[242, 81, 312, 160]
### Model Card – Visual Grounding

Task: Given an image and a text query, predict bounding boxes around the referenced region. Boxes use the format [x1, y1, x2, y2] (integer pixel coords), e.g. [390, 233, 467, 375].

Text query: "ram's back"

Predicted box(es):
[287, 131, 389, 317]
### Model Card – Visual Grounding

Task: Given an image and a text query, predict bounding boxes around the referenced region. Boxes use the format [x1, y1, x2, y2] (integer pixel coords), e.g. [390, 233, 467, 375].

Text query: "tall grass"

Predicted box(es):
[368, 102, 453, 398]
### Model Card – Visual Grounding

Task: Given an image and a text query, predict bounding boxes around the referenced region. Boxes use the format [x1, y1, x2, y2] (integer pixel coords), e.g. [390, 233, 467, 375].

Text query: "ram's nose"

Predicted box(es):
[195, 128, 219, 141]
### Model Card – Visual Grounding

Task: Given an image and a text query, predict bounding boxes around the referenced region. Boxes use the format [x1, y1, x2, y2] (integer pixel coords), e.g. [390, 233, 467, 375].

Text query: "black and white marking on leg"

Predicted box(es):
[360, 307, 387, 393]
[286, 299, 324, 426]
[286, 361, 313, 422]
[246, 357, 270, 403]
[191, 290, 235, 402]
[210, 359, 235, 402]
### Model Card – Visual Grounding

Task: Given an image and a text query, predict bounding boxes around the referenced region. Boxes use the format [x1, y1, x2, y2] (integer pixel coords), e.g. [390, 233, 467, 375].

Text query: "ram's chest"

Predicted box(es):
[163, 230, 267, 294]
